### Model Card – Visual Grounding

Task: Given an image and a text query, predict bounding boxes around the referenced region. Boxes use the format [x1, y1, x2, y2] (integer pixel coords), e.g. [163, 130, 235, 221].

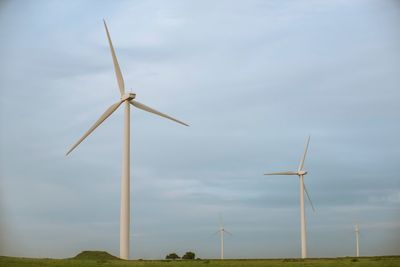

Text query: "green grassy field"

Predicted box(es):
[1, 252, 399, 267]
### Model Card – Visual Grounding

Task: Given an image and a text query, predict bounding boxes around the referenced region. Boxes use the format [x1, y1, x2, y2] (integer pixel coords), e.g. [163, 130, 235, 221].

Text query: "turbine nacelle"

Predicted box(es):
[121, 93, 136, 101]
[298, 170, 307, 175]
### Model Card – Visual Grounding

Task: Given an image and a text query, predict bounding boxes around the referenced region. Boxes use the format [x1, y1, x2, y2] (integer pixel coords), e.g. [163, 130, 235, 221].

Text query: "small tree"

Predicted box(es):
[165, 253, 180, 260]
[182, 251, 195, 260]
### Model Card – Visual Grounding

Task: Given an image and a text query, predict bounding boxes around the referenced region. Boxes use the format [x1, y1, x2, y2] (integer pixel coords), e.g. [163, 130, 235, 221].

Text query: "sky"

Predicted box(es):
[0, 0, 399, 260]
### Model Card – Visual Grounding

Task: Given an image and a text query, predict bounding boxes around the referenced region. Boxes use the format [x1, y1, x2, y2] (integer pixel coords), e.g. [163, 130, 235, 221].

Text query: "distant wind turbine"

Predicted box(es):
[214, 214, 232, 260]
[66, 20, 189, 260]
[264, 136, 315, 259]
[355, 224, 360, 257]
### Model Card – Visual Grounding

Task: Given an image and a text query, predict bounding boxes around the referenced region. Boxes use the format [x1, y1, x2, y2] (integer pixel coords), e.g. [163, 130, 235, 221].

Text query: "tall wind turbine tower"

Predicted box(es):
[264, 136, 315, 259]
[355, 224, 360, 257]
[66, 20, 188, 260]
[215, 215, 232, 260]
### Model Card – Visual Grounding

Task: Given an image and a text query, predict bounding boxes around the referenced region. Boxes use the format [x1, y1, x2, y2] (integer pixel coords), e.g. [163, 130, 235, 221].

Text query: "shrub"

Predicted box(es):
[182, 251, 195, 260]
[166, 253, 180, 260]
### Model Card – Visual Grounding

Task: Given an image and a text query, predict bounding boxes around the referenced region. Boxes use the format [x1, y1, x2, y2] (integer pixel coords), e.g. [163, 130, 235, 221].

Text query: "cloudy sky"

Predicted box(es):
[0, 0, 399, 260]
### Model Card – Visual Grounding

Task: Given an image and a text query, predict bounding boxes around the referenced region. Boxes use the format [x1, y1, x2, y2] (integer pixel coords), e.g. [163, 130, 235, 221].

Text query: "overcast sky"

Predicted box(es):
[0, 0, 399, 260]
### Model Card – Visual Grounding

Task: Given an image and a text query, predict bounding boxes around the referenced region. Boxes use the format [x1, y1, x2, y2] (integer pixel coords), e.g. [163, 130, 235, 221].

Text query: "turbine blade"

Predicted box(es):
[219, 213, 223, 229]
[103, 20, 125, 96]
[303, 180, 316, 213]
[264, 171, 298, 175]
[66, 100, 123, 155]
[298, 135, 311, 172]
[224, 229, 233, 235]
[130, 100, 189, 127]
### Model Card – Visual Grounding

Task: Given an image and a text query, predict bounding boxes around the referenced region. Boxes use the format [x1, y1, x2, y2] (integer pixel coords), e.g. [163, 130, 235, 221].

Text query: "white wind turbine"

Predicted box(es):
[264, 136, 315, 259]
[354, 224, 360, 257]
[214, 214, 232, 260]
[66, 20, 188, 260]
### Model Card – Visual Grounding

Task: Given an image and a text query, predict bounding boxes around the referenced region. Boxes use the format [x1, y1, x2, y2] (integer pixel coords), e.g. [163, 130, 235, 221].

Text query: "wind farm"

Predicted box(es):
[0, 0, 399, 265]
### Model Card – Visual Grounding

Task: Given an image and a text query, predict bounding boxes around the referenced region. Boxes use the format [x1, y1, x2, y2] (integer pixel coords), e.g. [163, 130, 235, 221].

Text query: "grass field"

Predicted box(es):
[1, 252, 399, 267]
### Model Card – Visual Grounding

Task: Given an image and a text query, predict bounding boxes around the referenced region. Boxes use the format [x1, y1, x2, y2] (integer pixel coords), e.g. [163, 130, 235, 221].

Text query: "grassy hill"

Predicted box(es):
[73, 251, 120, 261]
[0, 254, 399, 267]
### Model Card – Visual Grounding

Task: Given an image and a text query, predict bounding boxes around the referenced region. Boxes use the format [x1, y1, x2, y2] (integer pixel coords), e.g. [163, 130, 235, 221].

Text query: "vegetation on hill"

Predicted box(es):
[73, 251, 120, 261]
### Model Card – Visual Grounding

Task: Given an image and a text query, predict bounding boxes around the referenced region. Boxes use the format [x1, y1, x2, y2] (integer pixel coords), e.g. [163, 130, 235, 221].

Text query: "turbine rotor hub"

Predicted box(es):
[121, 93, 136, 101]
[298, 170, 307, 175]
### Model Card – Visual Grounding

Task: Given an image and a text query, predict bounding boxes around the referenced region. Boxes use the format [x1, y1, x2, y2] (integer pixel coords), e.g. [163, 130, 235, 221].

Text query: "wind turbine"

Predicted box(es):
[214, 214, 232, 260]
[355, 224, 360, 257]
[264, 136, 315, 259]
[66, 20, 188, 260]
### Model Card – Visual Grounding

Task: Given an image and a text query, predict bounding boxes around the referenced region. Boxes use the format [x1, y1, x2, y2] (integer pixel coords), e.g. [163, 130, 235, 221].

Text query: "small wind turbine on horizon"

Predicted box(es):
[214, 214, 232, 260]
[355, 224, 360, 257]
[66, 20, 188, 260]
[264, 136, 315, 259]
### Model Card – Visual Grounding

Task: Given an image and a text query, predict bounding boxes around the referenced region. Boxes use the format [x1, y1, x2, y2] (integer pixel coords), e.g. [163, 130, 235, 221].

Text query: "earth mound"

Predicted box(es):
[73, 251, 120, 261]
